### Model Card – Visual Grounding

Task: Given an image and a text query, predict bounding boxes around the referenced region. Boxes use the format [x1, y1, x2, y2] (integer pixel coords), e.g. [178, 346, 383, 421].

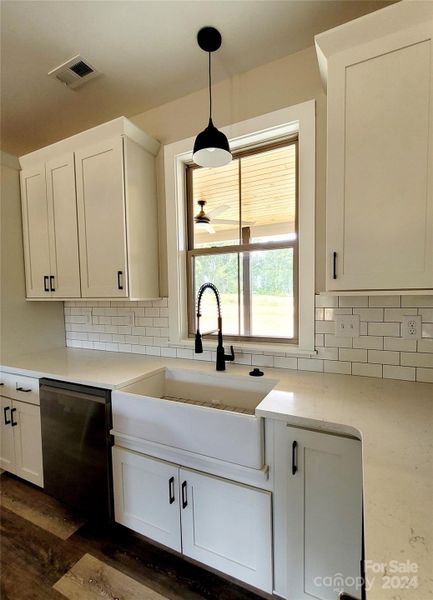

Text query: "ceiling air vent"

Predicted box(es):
[48, 55, 100, 89]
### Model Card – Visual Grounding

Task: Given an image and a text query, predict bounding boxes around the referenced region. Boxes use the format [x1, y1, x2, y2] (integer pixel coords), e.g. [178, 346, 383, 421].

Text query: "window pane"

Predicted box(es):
[193, 253, 240, 336]
[191, 161, 240, 249]
[188, 140, 298, 343]
[242, 248, 295, 339]
[241, 144, 297, 244]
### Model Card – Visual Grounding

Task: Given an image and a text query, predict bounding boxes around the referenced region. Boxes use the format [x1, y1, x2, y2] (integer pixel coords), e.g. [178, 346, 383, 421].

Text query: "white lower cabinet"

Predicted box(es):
[0, 396, 44, 487]
[180, 468, 273, 593]
[273, 423, 363, 600]
[0, 396, 16, 473]
[112, 447, 273, 593]
[112, 447, 181, 552]
[113, 425, 362, 598]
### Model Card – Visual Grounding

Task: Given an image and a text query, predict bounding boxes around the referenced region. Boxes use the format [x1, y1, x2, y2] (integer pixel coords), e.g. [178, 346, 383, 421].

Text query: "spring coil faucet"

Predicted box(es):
[194, 282, 235, 371]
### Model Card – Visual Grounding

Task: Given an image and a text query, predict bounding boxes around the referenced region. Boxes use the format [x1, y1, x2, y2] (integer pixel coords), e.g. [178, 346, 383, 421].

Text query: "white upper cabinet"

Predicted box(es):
[46, 153, 81, 297]
[19, 117, 160, 300]
[316, 2, 433, 291]
[21, 159, 80, 298]
[20, 166, 51, 297]
[75, 138, 128, 298]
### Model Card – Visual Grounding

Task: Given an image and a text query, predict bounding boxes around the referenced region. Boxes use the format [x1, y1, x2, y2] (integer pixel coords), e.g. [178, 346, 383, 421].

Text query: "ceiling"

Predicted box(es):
[1, 0, 394, 156]
[192, 143, 297, 247]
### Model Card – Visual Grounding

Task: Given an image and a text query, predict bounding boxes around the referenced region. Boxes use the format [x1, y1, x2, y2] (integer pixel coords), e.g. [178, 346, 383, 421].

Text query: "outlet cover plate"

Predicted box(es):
[334, 315, 360, 338]
[402, 315, 421, 340]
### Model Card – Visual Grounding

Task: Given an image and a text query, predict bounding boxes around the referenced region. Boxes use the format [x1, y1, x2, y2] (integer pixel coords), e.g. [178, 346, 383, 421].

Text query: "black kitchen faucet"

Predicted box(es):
[194, 282, 235, 371]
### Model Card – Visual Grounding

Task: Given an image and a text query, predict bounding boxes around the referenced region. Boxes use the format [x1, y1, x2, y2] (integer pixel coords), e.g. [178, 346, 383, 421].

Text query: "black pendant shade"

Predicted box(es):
[193, 27, 232, 168]
[193, 118, 232, 168]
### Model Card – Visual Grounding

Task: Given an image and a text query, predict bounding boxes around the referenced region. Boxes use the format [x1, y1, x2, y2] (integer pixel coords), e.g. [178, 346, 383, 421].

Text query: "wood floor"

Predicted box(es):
[0, 473, 264, 600]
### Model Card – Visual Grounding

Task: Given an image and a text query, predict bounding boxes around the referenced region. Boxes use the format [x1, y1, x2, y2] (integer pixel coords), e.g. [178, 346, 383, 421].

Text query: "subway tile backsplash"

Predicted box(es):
[64, 295, 433, 383]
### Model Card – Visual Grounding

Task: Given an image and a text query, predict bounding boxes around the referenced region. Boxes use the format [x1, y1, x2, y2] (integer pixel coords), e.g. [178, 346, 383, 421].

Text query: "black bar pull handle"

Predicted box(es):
[50, 275, 55, 292]
[44, 275, 49, 292]
[11, 408, 17, 427]
[332, 251, 337, 280]
[181, 481, 188, 509]
[169, 476, 175, 505]
[3, 406, 11, 425]
[16, 386, 31, 393]
[292, 440, 298, 475]
[117, 271, 124, 290]
[0, 382, 4, 386]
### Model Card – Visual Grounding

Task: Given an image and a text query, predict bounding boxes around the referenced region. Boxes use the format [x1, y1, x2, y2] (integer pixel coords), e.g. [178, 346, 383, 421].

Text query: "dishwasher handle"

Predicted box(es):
[40, 384, 108, 404]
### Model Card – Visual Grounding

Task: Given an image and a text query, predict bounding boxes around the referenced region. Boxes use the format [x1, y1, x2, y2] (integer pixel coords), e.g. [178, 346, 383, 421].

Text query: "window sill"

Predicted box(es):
[169, 338, 316, 358]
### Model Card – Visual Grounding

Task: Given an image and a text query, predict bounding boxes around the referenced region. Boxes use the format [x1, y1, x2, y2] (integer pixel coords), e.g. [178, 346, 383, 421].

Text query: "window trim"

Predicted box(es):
[164, 100, 316, 355]
[186, 137, 299, 344]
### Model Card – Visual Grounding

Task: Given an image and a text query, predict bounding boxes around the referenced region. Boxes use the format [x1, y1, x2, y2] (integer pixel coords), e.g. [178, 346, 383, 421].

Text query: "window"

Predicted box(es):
[164, 101, 315, 354]
[186, 139, 298, 343]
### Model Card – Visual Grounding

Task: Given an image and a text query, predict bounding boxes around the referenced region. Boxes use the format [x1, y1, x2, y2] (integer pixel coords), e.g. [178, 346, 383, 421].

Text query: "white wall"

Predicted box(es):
[0, 151, 65, 361]
[64, 295, 433, 383]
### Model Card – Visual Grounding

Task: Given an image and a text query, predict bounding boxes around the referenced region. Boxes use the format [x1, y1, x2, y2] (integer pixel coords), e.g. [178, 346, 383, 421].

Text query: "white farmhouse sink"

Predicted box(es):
[112, 368, 276, 469]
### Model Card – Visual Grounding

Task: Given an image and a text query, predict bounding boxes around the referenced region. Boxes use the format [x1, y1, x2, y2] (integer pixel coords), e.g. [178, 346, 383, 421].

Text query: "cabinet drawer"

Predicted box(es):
[0, 372, 40, 405]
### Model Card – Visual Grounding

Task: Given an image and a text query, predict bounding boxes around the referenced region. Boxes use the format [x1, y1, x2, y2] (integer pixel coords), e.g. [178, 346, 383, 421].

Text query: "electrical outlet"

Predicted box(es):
[334, 315, 360, 338]
[402, 315, 421, 340]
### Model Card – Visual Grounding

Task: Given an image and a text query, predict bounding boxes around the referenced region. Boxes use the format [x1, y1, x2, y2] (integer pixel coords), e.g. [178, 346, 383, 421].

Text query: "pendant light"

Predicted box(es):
[193, 27, 232, 168]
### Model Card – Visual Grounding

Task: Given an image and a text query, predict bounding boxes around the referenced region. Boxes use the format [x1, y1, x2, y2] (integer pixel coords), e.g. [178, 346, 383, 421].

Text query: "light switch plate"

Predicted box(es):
[402, 315, 421, 340]
[334, 314, 360, 338]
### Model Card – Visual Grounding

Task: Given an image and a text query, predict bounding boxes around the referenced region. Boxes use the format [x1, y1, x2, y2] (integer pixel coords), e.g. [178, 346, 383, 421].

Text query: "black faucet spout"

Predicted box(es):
[195, 283, 235, 371]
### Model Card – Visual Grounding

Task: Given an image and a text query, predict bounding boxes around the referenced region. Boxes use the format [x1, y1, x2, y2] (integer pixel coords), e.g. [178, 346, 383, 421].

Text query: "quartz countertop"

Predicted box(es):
[2, 347, 432, 599]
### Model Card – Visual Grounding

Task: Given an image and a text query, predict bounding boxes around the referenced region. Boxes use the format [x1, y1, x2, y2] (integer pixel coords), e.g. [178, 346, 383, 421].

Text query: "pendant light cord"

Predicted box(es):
[208, 51, 212, 121]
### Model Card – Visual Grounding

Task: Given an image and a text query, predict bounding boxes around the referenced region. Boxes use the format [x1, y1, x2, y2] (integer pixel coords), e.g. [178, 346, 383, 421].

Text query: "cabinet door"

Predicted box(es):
[180, 468, 272, 593]
[12, 400, 43, 487]
[327, 24, 433, 290]
[46, 153, 81, 297]
[112, 447, 181, 552]
[0, 396, 16, 473]
[279, 426, 363, 600]
[20, 167, 51, 298]
[75, 138, 128, 298]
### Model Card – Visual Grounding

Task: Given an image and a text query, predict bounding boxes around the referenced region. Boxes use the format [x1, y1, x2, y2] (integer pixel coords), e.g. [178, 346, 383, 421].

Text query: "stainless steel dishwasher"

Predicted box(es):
[39, 378, 113, 521]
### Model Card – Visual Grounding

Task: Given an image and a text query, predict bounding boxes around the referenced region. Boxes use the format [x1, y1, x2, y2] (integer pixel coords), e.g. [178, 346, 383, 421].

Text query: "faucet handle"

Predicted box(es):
[195, 331, 203, 354]
[225, 345, 235, 362]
